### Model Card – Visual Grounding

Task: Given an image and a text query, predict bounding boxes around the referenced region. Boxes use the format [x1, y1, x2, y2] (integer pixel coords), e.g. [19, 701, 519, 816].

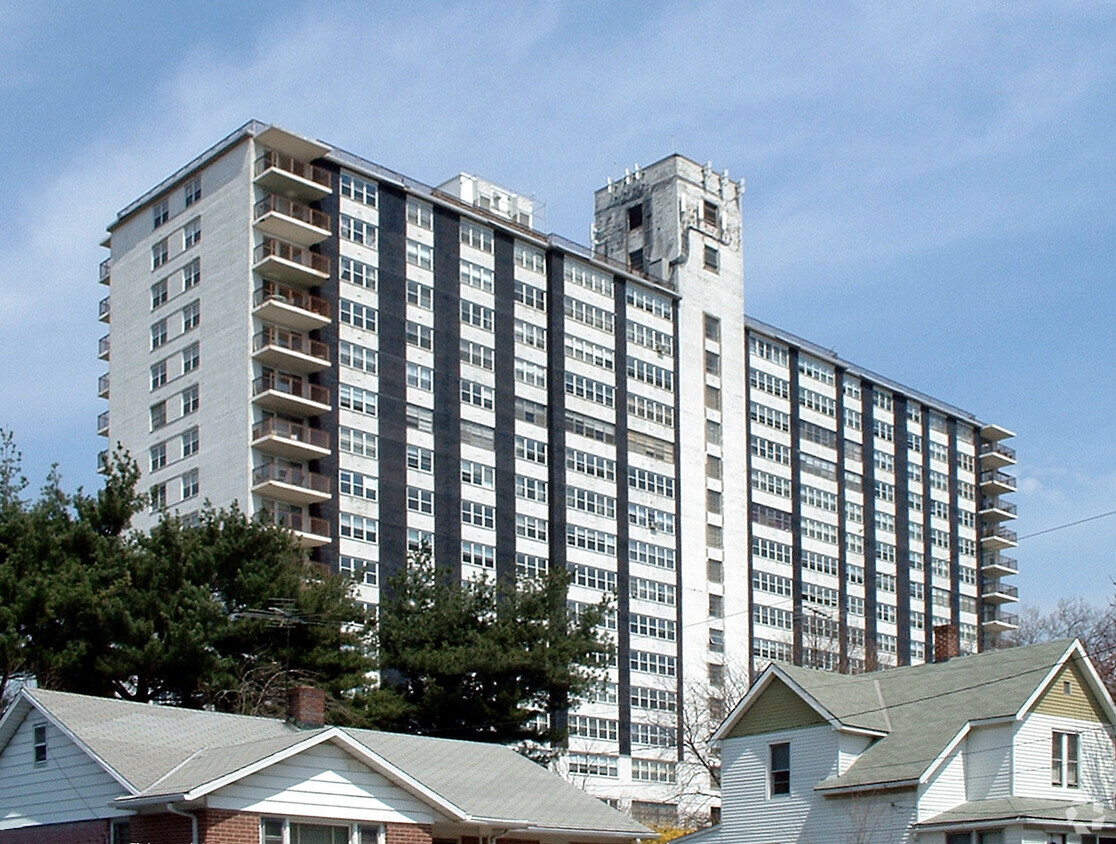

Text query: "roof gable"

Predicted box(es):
[1029, 654, 1113, 723]
[724, 675, 827, 738]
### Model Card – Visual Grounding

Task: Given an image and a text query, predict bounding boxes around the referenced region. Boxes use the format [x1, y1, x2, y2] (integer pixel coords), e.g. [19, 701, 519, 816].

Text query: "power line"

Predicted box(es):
[1017, 508, 1116, 541]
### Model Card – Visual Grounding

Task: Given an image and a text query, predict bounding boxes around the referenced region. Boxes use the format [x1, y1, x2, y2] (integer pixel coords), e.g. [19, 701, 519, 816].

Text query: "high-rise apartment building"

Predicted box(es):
[95, 121, 1015, 824]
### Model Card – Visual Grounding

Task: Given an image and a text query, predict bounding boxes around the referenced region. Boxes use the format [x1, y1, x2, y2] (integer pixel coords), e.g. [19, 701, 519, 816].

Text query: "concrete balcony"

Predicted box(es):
[253, 281, 330, 332]
[252, 372, 330, 417]
[252, 417, 330, 462]
[99, 257, 111, 285]
[981, 579, 1019, 604]
[97, 373, 110, 399]
[96, 411, 109, 437]
[980, 524, 1018, 550]
[97, 450, 109, 474]
[981, 553, 1018, 577]
[252, 463, 331, 505]
[253, 326, 330, 373]
[980, 423, 1015, 442]
[979, 469, 1016, 496]
[253, 238, 330, 287]
[98, 334, 110, 360]
[979, 440, 1016, 469]
[263, 509, 331, 550]
[254, 194, 331, 247]
[982, 607, 1019, 633]
[254, 149, 332, 201]
[979, 497, 1018, 523]
[98, 295, 111, 323]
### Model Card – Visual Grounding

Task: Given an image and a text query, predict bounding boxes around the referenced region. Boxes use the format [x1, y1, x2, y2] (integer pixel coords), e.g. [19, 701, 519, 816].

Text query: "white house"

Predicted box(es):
[0, 686, 651, 844]
[703, 638, 1116, 844]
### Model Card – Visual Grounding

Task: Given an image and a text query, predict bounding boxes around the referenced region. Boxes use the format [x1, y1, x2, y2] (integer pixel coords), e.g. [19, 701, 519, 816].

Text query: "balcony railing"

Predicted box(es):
[98, 295, 111, 322]
[96, 411, 109, 435]
[980, 498, 1018, 516]
[252, 463, 331, 495]
[981, 579, 1019, 599]
[981, 554, 1018, 574]
[254, 281, 331, 319]
[982, 607, 1019, 626]
[252, 417, 330, 451]
[253, 326, 330, 363]
[980, 441, 1016, 461]
[97, 373, 110, 398]
[99, 257, 111, 284]
[254, 238, 331, 276]
[252, 372, 330, 406]
[979, 470, 1017, 490]
[97, 334, 111, 360]
[262, 509, 331, 539]
[981, 525, 1018, 543]
[254, 150, 333, 190]
[254, 194, 331, 231]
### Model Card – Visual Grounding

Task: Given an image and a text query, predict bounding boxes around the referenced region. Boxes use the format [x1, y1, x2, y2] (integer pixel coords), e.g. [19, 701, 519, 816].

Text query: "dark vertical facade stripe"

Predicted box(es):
[492, 233, 517, 585]
[376, 185, 409, 587]
[971, 424, 985, 652]
[834, 368, 849, 672]
[613, 277, 632, 758]
[787, 349, 804, 665]
[312, 161, 340, 571]
[921, 409, 933, 657]
[861, 383, 878, 669]
[544, 251, 568, 739]
[432, 207, 462, 582]
[894, 397, 911, 665]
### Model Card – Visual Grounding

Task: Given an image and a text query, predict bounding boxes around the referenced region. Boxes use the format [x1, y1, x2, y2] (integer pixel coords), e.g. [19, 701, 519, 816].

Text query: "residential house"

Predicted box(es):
[704, 637, 1116, 843]
[0, 686, 651, 844]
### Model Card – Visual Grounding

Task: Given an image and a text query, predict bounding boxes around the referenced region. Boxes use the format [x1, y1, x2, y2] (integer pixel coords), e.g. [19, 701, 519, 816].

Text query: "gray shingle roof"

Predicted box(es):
[917, 796, 1116, 830]
[24, 689, 648, 836]
[728, 639, 1090, 792]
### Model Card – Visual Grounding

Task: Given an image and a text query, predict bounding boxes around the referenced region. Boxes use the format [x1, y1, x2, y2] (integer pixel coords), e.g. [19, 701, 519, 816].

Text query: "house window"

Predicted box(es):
[263, 820, 375, 844]
[111, 820, 132, 844]
[33, 723, 47, 764]
[1052, 731, 1079, 787]
[770, 741, 790, 796]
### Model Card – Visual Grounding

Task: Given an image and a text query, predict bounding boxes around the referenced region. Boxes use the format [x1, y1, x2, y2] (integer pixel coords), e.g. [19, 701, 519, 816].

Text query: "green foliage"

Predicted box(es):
[363, 550, 612, 748]
[0, 433, 372, 717]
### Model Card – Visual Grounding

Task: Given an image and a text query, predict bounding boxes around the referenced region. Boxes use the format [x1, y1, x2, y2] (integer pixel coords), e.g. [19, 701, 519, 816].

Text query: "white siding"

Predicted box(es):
[0, 712, 131, 829]
[964, 722, 1013, 801]
[206, 740, 438, 824]
[1013, 712, 1115, 803]
[837, 732, 873, 776]
[918, 746, 966, 822]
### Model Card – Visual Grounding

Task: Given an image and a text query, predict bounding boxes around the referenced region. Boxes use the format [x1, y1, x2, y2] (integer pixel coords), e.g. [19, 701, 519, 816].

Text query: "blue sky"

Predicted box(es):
[1, 1, 1112, 610]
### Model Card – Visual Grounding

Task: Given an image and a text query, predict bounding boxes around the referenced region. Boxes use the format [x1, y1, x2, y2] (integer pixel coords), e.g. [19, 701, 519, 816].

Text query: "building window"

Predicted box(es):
[151, 278, 168, 309]
[406, 279, 433, 309]
[150, 443, 167, 471]
[151, 239, 169, 269]
[407, 486, 434, 515]
[182, 427, 199, 457]
[184, 176, 202, 207]
[182, 343, 199, 373]
[183, 217, 201, 248]
[406, 197, 433, 229]
[770, 742, 790, 796]
[150, 401, 167, 431]
[150, 482, 167, 511]
[629, 248, 644, 272]
[704, 245, 720, 272]
[1052, 731, 1079, 787]
[182, 258, 201, 290]
[152, 199, 169, 229]
[627, 203, 643, 229]
[182, 300, 200, 332]
[703, 200, 719, 227]
[33, 723, 47, 764]
[181, 469, 199, 500]
[406, 238, 434, 270]
[151, 319, 168, 349]
[150, 361, 167, 390]
[181, 384, 199, 416]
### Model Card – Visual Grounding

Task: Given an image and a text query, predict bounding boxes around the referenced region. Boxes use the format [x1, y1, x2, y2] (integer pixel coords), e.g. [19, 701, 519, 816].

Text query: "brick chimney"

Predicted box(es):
[933, 624, 960, 663]
[287, 685, 326, 728]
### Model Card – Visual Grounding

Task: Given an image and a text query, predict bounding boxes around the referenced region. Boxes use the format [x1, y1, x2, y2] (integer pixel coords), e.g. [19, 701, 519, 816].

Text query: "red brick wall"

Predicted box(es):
[130, 812, 193, 844]
[385, 823, 433, 844]
[0, 820, 109, 844]
[198, 808, 260, 844]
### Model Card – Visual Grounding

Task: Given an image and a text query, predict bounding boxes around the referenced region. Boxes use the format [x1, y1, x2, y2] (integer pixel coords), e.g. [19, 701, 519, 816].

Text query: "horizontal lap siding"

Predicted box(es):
[1014, 713, 1116, 802]
[0, 717, 129, 829]
[206, 741, 436, 823]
